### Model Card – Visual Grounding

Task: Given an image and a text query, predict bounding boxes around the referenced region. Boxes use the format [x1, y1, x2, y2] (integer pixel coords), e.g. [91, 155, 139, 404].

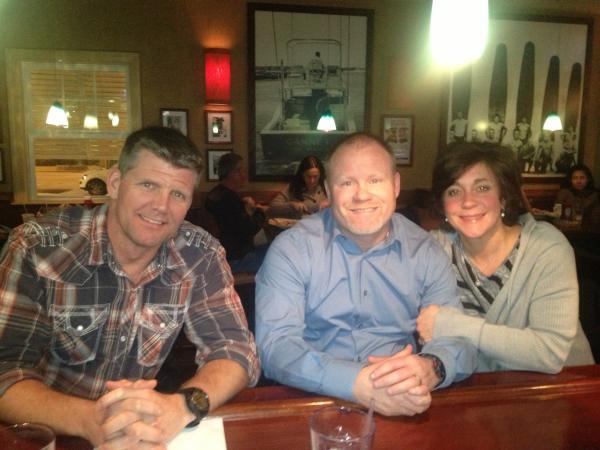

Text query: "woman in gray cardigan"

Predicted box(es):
[417, 143, 593, 373]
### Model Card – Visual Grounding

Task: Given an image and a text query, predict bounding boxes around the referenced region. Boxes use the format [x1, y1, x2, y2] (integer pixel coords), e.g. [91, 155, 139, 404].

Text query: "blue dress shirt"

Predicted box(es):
[256, 209, 476, 401]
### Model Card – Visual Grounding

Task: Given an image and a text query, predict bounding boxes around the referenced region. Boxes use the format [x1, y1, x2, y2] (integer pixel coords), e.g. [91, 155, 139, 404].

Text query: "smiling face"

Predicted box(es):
[106, 149, 196, 261]
[443, 162, 504, 241]
[327, 141, 400, 250]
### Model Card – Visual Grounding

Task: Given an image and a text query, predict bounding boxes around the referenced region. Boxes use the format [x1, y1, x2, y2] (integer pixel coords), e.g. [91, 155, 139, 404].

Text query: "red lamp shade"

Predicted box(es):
[204, 49, 231, 104]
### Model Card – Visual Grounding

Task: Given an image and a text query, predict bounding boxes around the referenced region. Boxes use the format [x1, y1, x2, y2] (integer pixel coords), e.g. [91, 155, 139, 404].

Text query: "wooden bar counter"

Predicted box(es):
[50, 365, 600, 449]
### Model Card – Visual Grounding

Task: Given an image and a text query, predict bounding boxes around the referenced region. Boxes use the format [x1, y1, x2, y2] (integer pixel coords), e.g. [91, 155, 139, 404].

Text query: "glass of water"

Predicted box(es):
[310, 405, 375, 450]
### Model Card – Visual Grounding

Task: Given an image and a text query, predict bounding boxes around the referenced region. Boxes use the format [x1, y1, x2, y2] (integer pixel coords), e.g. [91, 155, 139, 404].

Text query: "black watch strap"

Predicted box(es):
[178, 387, 210, 428]
[420, 353, 446, 387]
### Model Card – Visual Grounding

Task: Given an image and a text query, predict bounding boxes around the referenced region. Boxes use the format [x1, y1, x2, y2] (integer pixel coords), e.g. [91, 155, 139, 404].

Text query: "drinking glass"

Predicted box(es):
[310, 405, 375, 450]
[0, 423, 56, 450]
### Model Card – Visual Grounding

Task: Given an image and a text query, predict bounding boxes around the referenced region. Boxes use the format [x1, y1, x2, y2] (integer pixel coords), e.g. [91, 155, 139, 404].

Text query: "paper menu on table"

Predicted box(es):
[168, 417, 227, 450]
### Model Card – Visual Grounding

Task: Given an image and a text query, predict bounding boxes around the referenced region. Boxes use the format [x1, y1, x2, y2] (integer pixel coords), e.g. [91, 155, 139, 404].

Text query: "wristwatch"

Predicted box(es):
[420, 354, 446, 387]
[178, 387, 210, 428]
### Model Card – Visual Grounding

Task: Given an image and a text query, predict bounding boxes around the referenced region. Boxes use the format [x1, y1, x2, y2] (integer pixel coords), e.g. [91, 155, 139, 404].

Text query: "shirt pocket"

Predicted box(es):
[137, 304, 185, 367]
[50, 304, 109, 365]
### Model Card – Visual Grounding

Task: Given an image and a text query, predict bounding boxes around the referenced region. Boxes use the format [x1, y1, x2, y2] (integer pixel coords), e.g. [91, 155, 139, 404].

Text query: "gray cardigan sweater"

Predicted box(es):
[431, 213, 594, 373]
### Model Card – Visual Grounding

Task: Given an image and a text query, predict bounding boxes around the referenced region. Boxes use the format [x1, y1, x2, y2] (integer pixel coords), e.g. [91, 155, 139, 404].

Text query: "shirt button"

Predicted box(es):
[363, 290, 368, 296]
[76, 325, 84, 331]
[160, 322, 166, 329]
[120, 336, 126, 342]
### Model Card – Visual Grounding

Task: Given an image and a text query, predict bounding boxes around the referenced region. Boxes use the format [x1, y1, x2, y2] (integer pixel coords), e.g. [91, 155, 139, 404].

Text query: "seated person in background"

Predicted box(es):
[555, 163, 599, 220]
[0, 127, 259, 448]
[417, 142, 594, 373]
[268, 155, 329, 219]
[205, 153, 268, 273]
[256, 133, 476, 417]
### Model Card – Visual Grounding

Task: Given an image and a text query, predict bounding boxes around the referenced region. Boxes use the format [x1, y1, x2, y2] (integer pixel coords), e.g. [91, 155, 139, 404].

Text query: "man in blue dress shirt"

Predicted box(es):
[256, 133, 476, 416]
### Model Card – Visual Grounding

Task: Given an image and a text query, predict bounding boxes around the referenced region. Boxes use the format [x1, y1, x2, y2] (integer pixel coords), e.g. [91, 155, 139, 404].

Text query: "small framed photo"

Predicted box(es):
[206, 111, 232, 144]
[206, 149, 233, 181]
[382, 114, 414, 166]
[160, 109, 188, 136]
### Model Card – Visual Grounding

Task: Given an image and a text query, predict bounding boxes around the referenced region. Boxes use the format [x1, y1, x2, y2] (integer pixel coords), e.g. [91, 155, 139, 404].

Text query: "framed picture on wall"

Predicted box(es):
[381, 115, 413, 166]
[248, 3, 373, 181]
[206, 111, 233, 144]
[206, 149, 233, 181]
[440, 15, 591, 182]
[160, 108, 188, 136]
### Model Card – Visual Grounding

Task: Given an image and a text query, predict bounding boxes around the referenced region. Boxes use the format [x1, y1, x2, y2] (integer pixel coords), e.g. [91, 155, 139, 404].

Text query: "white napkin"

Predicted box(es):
[167, 417, 227, 450]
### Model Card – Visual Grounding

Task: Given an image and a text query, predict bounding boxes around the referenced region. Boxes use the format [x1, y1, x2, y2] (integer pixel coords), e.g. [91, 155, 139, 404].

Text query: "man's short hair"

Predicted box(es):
[327, 132, 396, 180]
[217, 153, 243, 181]
[118, 126, 204, 186]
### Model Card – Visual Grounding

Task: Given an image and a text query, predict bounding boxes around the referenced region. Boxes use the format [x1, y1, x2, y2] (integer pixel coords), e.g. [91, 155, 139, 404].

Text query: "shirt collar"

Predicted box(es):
[326, 209, 400, 254]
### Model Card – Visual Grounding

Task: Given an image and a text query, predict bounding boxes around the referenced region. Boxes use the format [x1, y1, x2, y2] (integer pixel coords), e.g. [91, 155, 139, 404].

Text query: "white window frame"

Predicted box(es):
[6, 49, 141, 204]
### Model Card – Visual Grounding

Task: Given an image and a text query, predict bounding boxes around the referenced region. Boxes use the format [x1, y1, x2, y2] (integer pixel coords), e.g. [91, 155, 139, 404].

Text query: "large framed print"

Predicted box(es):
[441, 15, 591, 182]
[248, 3, 373, 181]
[382, 115, 414, 166]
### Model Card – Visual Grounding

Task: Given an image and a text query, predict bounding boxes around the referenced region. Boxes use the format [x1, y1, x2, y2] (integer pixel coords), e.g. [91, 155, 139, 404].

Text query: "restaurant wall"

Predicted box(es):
[1, 0, 600, 213]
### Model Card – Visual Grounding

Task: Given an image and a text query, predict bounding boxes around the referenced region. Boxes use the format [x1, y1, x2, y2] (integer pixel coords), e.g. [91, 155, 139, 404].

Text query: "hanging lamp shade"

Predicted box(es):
[46, 101, 69, 127]
[430, 0, 489, 67]
[316, 110, 336, 132]
[204, 49, 231, 104]
[83, 113, 99, 129]
[542, 112, 563, 131]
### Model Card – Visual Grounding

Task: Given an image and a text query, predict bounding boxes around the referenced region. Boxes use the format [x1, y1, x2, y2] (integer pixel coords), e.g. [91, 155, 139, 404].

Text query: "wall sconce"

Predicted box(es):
[204, 49, 231, 104]
[430, 0, 488, 67]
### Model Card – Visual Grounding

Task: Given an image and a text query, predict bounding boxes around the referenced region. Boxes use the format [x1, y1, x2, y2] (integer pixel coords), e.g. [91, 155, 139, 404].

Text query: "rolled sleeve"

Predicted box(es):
[0, 237, 51, 395]
[186, 245, 260, 386]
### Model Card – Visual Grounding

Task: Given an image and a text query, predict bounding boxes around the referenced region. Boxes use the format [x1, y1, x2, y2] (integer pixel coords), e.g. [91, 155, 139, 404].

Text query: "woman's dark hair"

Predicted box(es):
[432, 142, 528, 230]
[562, 163, 595, 193]
[290, 155, 326, 201]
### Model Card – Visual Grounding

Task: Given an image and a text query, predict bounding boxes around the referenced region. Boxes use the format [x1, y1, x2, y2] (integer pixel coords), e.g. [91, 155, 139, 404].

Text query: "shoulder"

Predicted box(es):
[520, 214, 571, 253]
[391, 214, 446, 254]
[174, 220, 223, 256]
[17, 205, 95, 249]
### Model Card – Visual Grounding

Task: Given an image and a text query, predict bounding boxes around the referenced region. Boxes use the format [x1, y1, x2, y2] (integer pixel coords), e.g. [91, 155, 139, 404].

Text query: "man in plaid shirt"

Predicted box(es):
[0, 127, 259, 448]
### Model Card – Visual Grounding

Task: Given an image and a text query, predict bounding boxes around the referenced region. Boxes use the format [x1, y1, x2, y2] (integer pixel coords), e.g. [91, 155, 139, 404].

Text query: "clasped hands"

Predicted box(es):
[92, 379, 190, 450]
[353, 344, 440, 417]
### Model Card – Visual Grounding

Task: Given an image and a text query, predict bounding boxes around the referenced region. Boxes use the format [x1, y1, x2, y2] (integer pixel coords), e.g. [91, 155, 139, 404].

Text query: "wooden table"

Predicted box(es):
[49, 365, 600, 449]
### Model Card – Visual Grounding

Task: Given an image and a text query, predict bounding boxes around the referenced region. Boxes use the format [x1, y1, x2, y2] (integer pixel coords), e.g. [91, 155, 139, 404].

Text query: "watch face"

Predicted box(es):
[190, 388, 210, 413]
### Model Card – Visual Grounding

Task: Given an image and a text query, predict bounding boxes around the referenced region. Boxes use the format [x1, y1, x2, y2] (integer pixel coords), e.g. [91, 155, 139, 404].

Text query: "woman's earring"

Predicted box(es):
[501, 208, 506, 218]
[444, 217, 449, 222]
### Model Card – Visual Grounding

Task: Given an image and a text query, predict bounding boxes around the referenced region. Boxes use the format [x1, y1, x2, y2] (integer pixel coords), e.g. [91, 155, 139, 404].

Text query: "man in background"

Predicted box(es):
[205, 153, 269, 273]
[256, 133, 476, 416]
[0, 127, 259, 448]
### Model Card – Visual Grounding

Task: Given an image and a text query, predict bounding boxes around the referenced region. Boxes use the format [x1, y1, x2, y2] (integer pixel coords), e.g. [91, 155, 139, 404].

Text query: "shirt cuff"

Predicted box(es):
[321, 359, 364, 401]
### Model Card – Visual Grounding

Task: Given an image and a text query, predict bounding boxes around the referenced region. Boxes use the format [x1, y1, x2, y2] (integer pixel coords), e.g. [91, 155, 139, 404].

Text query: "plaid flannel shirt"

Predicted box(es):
[0, 204, 259, 399]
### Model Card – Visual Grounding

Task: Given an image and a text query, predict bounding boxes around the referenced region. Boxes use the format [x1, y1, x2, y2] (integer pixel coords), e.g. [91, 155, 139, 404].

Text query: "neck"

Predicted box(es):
[460, 223, 521, 276]
[222, 178, 241, 192]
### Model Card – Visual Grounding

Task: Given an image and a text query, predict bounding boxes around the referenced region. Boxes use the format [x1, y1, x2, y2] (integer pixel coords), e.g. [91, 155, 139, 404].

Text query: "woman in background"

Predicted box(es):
[268, 155, 329, 219]
[417, 142, 593, 373]
[555, 163, 599, 219]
